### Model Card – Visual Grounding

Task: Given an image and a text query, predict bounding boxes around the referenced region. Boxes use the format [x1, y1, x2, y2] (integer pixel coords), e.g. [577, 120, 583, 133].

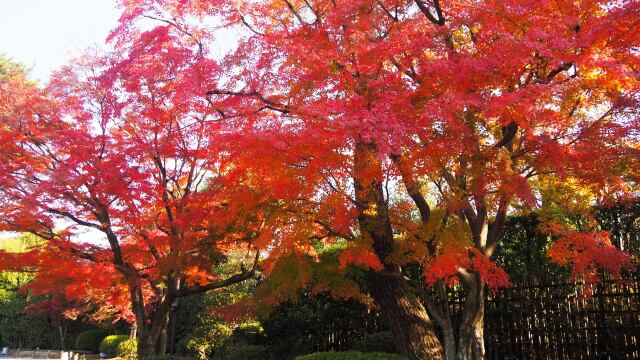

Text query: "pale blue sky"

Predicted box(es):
[0, 0, 121, 83]
[0, 1, 120, 243]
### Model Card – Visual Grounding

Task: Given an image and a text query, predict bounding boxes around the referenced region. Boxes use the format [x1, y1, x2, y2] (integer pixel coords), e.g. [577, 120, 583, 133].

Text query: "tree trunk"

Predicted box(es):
[169, 308, 178, 355]
[138, 306, 172, 358]
[440, 318, 456, 360]
[138, 334, 156, 359]
[133, 297, 172, 358]
[354, 140, 445, 360]
[369, 270, 446, 360]
[58, 323, 67, 351]
[157, 312, 169, 355]
[457, 273, 485, 360]
[138, 319, 167, 358]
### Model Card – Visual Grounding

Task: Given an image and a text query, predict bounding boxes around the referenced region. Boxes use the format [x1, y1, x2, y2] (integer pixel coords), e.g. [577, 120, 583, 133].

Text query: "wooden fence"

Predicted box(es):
[478, 279, 640, 360]
[284, 278, 640, 359]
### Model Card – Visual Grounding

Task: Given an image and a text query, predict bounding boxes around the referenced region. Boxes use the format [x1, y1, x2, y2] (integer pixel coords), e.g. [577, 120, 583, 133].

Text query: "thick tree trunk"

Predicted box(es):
[138, 316, 169, 358]
[138, 337, 155, 359]
[370, 271, 446, 360]
[169, 308, 178, 355]
[440, 318, 456, 360]
[131, 288, 173, 358]
[457, 273, 485, 360]
[354, 140, 445, 360]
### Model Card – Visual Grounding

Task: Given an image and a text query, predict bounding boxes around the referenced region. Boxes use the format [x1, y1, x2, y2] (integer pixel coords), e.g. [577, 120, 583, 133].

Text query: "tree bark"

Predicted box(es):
[138, 335, 156, 359]
[439, 314, 456, 360]
[57, 323, 67, 351]
[457, 272, 485, 360]
[354, 140, 445, 360]
[157, 312, 169, 355]
[369, 271, 446, 360]
[169, 306, 178, 355]
[131, 287, 171, 358]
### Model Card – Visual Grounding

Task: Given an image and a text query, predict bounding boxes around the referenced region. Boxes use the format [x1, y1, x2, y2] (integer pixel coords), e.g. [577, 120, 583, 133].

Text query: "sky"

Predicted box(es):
[0, 1, 240, 245]
[0, 0, 121, 83]
[0, 1, 120, 242]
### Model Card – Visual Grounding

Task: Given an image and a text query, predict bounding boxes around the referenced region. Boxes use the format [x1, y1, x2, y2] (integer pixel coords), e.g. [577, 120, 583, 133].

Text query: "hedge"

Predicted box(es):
[295, 351, 406, 360]
[213, 344, 267, 360]
[99, 335, 129, 356]
[351, 331, 397, 354]
[116, 338, 138, 360]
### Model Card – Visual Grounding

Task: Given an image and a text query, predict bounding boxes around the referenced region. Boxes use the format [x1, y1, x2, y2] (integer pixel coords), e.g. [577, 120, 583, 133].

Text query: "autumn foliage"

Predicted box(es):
[1, 0, 639, 359]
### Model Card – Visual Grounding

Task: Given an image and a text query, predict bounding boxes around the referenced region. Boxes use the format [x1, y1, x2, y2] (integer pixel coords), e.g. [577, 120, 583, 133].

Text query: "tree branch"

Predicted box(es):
[494, 122, 518, 149]
[177, 249, 260, 297]
[206, 89, 290, 114]
[415, 0, 445, 26]
[391, 154, 430, 224]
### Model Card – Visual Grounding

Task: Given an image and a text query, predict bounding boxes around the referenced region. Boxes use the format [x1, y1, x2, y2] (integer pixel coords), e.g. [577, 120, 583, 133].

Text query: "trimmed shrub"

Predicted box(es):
[213, 344, 267, 360]
[75, 329, 109, 352]
[295, 351, 406, 360]
[99, 334, 129, 356]
[141, 355, 175, 360]
[351, 331, 397, 354]
[116, 338, 138, 360]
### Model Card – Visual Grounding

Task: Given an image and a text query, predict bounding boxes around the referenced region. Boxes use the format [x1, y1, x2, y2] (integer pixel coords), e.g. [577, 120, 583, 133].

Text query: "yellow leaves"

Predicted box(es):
[362, 203, 378, 217]
[583, 66, 604, 81]
[534, 175, 596, 217]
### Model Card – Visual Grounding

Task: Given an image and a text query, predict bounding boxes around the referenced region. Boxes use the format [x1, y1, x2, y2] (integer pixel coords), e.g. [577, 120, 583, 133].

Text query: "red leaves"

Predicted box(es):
[1, 0, 638, 327]
[548, 229, 633, 282]
[424, 245, 468, 287]
[425, 245, 510, 293]
[468, 249, 511, 293]
[338, 248, 383, 271]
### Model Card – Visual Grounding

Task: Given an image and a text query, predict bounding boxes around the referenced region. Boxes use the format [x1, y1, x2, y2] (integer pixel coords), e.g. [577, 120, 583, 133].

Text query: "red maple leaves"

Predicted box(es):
[0, 1, 638, 346]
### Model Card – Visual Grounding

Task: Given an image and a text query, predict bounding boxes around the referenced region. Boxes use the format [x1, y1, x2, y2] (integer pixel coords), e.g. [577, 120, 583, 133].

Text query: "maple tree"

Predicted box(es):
[0, 38, 291, 356]
[1, 1, 639, 360]
[105, 1, 638, 359]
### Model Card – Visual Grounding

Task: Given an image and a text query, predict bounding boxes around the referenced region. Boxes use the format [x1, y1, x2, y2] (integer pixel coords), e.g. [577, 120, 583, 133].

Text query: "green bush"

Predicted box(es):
[213, 344, 267, 360]
[116, 338, 138, 360]
[141, 355, 175, 360]
[295, 352, 406, 360]
[99, 334, 129, 356]
[230, 320, 266, 345]
[75, 329, 109, 352]
[351, 331, 397, 354]
[185, 317, 233, 360]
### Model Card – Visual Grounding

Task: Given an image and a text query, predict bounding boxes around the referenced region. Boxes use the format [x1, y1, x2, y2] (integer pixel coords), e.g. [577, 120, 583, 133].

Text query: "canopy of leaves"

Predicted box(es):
[1, 0, 638, 329]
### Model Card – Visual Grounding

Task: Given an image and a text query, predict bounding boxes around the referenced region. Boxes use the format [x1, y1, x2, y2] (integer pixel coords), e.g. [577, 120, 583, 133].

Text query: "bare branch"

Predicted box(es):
[177, 249, 260, 297]
[206, 89, 290, 114]
[415, 0, 445, 26]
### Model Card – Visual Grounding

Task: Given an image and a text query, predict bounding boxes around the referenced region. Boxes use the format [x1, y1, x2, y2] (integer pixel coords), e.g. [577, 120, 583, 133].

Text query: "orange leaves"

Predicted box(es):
[1, 0, 638, 329]
[425, 245, 510, 293]
[424, 245, 468, 287]
[183, 265, 217, 287]
[316, 191, 357, 237]
[548, 228, 633, 282]
[468, 248, 511, 293]
[338, 248, 383, 271]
